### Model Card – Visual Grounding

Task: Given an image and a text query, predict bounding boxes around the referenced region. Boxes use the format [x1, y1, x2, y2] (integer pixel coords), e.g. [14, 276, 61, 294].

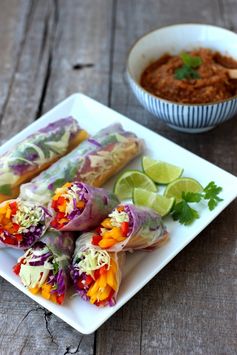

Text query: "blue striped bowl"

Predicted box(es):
[127, 24, 237, 133]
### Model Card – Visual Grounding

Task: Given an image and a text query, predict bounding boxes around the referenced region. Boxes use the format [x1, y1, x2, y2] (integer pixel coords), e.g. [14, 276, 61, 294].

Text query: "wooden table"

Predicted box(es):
[0, 1, 236, 354]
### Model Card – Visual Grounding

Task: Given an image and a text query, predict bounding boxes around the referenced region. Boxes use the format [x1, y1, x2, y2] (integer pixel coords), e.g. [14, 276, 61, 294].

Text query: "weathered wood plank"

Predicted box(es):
[42, 0, 114, 113]
[0, 0, 114, 353]
[0, 0, 31, 141]
[0, 278, 94, 355]
[0, 0, 57, 144]
[0, 0, 237, 354]
[96, 0, 237, 354]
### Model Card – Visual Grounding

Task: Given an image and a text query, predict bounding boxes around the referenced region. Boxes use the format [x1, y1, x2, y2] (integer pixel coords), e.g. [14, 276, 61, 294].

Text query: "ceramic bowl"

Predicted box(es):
[126, 24, 237, 133]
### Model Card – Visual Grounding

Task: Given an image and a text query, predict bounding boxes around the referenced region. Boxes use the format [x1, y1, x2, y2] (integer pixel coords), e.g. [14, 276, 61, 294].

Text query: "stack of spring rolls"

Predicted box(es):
[0, 117, 169, 307]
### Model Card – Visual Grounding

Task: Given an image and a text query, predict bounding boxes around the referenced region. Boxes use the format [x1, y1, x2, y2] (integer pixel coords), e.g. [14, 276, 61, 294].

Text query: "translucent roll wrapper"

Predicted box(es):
[13, 229, 75, 305]
[0, 198, 51, 249]
[71, 233, 125, 307]
[50, 182, 119, 231]
[90, 204, 169, 252]
[20, 124, 143, 205]
[0, 117, 88, 202]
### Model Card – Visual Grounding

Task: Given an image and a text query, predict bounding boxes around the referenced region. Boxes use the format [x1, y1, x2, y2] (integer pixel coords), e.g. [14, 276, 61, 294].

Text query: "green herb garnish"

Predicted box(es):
[171, 181, 223, 225]
[203, 181, 223, 211]
[0, 184, 12, 195]
[53, 261, 59, 275]
[51, 178, 67, 191]
[175, 52, 202, 80]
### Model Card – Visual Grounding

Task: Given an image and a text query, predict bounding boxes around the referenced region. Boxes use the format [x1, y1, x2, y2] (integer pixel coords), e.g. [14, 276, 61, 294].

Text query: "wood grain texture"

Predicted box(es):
[96, 0, 237, 354]
[0, 279, 94, 355]
[0, 0, 237, 354]
[0, 0, 57, 144]
[42, 0, 114, 113]
[0, 0, 113, 353]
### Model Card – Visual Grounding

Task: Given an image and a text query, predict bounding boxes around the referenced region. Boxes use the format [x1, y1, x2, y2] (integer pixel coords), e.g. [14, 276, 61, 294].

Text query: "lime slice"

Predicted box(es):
[164, 177, 203, 202]
[114, 170, 157, 200]
[142, 156, 183, 184]
[133, 188, 175, 217]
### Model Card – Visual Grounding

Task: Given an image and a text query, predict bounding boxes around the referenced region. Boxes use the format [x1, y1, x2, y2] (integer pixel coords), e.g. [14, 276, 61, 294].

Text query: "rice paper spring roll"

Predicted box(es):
[13, 228, 75, 305]
[71, 233, 125, 307]
[19, 124, 143, 205]
[90, 204, 168, 252]
[50, 182, 119, 231]
[0, 117, 88, 202]
[0, 199, 51, 249]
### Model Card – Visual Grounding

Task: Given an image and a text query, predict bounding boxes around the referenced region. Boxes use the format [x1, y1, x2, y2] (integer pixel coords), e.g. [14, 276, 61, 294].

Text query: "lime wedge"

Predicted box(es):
[164, 177, 203, 202]
[142, 156, 183, 184]
[133, 188, 175, 217]
[114, 170, 157, 200]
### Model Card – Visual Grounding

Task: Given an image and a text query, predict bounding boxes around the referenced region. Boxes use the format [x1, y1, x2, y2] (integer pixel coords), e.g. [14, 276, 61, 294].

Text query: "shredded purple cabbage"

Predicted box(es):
[87, 138, 102, 147]
[24, 240, 67, 296]
[0, 205, 50, 249]
[10, 162, 35, 175]
[70, 266, 89, 300]
[20, 216, 47, 248]
[48, 182, 55, 191]
[8, 224, 45, 249]
[28, 242, 52, 266]
[49, 269, 66, 296]
[60, 182, 88, 222]
[39, 117, 75, 134]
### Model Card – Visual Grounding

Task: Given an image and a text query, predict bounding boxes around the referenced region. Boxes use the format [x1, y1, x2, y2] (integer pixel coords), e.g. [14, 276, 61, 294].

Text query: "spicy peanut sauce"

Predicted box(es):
[140, 48, 237, 104]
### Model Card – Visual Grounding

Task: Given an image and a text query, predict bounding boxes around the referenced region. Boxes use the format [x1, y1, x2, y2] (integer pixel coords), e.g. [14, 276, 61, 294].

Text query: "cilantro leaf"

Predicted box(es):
[50, 178, 66, 191]
[203, 181, 223, 211]
[203, 181, 223, 199]
[170, 180, 223, 225]
[171, 200, 200, 225]
[180, 52, 202, 68]
[175, 52, 202, 80]
[53, 262, 59, 275]
[0, 184, 12, 195]
[175, 65, 200, 80]
[208, 199, 217, 211]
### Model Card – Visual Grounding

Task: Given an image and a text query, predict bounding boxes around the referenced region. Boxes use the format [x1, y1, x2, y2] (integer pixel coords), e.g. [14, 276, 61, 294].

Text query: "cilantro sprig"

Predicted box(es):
[175, 52, 202, 80]
[171, 181, 223, 225]
[53, 261, 59, 275]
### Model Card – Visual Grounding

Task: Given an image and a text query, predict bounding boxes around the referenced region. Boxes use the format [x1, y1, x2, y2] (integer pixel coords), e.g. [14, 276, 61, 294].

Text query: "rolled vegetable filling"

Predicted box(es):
[19, 123, 143, 205]
[0, 117, 88, 202]
[90, 204, 168, 251]
[13, 241, 67, 305]
[71, 247, 119, 307]
[50, 182, 87, 229]
[49, 181, 119, 232]
[91, 205, 131, 249]
[0, 200, 50, 248]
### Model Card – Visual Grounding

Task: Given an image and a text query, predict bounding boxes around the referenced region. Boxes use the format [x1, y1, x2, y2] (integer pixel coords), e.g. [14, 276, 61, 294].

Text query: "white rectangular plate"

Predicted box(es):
[1, 93, 237, 334]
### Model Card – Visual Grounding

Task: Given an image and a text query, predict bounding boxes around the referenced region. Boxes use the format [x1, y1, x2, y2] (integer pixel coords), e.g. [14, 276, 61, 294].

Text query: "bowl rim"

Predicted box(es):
[126, 23, 237, 107]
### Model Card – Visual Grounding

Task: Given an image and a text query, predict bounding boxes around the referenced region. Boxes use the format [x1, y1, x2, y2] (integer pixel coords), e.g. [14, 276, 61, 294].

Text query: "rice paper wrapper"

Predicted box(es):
[0, 199, 51, 250]
[16, 229, 75, 303]
[40, 229, 75, 291]
[107, 204, 169, 252]
[52, 183, 119, 232]
[40, 228, 75, 265]
[71, 232, 125, 307]
[0, 117, 87, 203]
[19, 123, 143, 205]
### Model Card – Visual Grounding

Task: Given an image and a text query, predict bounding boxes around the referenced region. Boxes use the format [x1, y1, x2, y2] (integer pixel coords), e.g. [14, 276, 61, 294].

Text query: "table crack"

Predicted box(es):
[35, 0, 59, 119]
[13, 306, 57, 346]
[63, 337, 84, 355]
[0, 0, 34, 122]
